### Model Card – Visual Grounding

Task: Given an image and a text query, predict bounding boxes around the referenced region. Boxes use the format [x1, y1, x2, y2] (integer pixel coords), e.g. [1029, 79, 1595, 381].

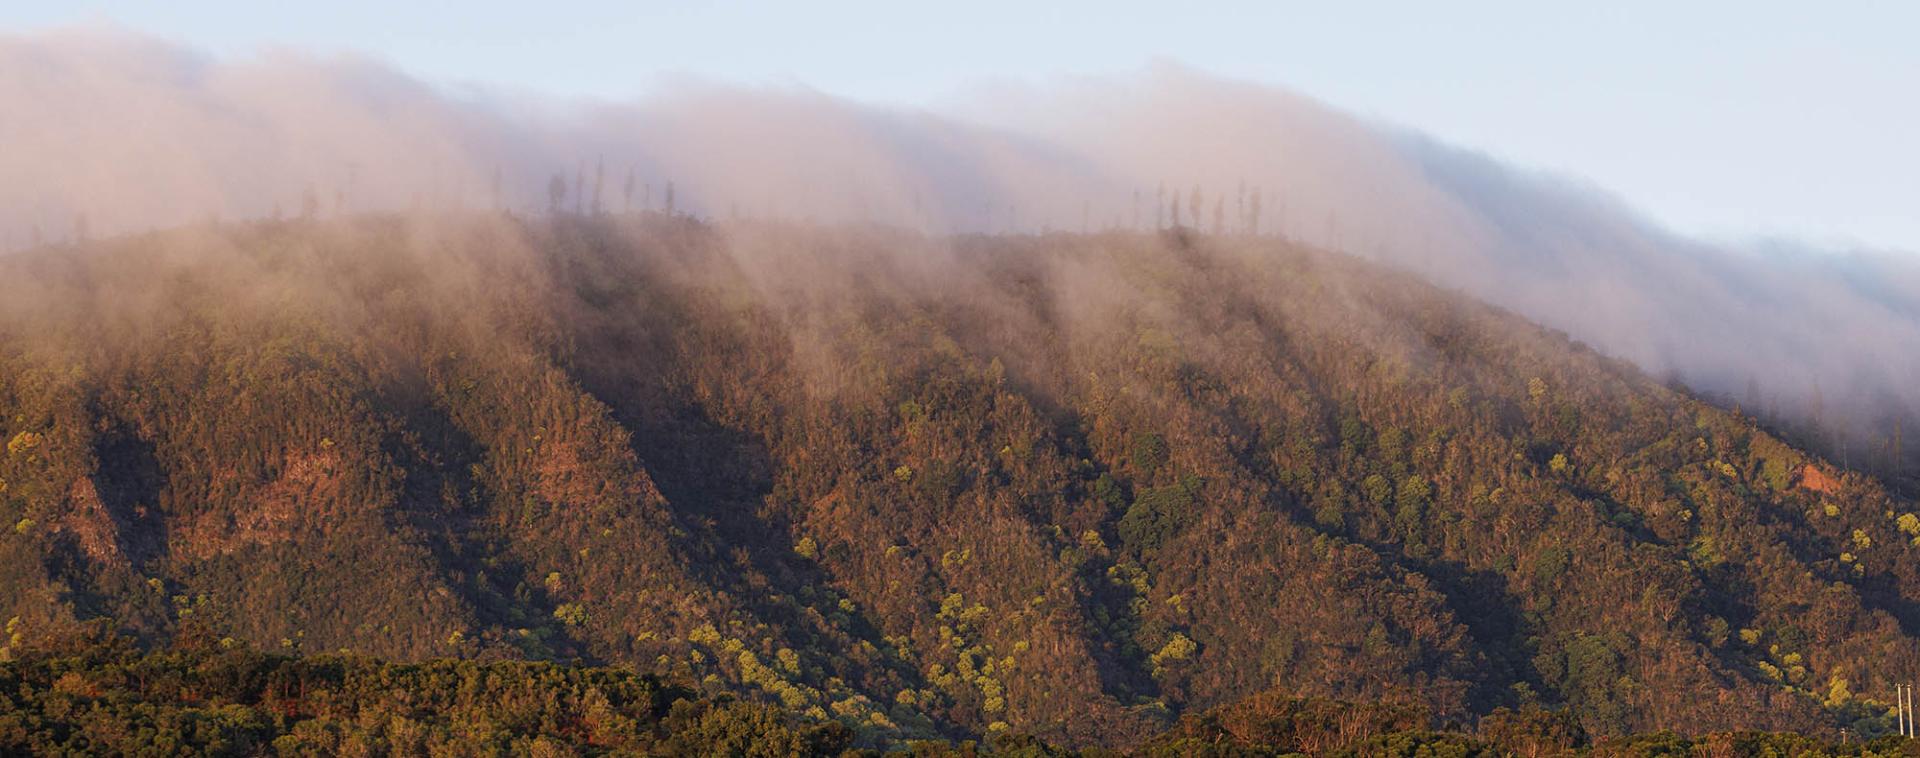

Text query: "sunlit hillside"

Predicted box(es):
[3, 213, 1917, 750]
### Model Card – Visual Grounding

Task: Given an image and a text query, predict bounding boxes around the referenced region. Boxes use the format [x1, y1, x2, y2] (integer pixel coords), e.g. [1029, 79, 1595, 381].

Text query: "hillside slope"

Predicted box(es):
[1, 214, 1916, 746]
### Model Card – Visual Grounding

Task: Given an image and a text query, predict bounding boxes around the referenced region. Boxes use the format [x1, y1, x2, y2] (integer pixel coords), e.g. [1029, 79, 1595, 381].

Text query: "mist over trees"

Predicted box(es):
[3, 33, 1920, 751]
[1, 29, 1916, 483]
[6, 210, 1920, 748]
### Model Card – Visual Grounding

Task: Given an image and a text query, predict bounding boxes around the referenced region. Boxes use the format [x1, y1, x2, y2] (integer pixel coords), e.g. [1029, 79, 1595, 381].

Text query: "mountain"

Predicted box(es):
[9, 31, 1920, 472]
[1, 213, 1916, 748]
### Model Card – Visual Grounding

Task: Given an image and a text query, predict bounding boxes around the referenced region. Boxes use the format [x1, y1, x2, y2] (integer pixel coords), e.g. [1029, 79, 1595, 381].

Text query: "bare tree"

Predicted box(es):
[1249, 187, 1263, 236]
[664, 181, 675, 215]
[548, 173, 567, 215]
[623, 167, 636, 213]
[301, 185, 320, 220]
[1236, 180, 1247, 234]
[1188, 185, 1202, 231]
[1155, 182, 1166, 229]
[573, 163, 585, 215]
[592, 157, 605, 215]
[490, 168, 503, 212]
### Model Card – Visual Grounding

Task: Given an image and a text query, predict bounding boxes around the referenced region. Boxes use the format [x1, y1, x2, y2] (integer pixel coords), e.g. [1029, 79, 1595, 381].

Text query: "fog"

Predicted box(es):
[3, 28, 1915, 461]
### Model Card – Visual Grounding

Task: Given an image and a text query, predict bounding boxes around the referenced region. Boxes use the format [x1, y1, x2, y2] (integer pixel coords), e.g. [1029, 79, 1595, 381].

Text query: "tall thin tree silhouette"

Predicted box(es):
[573, 163, 585, 215]
[1249, 188, 1263, 236]
[592, 157, 605, 215]
[1236, 181, 1247, 234]
[548, 173, 567, 215]
[623, 167, 636, 214]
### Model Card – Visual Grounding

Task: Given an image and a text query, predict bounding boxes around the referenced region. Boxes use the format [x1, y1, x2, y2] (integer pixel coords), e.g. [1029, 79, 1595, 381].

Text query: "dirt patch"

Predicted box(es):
[175, 450, 346, 560]
[1796, 464, 1840, 495]
[57, 478, 125, 566]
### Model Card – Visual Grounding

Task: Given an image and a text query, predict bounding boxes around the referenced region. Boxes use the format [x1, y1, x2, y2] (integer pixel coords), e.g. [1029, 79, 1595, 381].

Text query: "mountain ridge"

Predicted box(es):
[1, 213, 1915, 746]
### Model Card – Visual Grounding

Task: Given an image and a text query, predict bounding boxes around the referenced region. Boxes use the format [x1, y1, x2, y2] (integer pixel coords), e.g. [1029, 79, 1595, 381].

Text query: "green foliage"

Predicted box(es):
[1531, 545, 1572, 585]
[5, 431, 41, 456]
[0, 631, 827, 755]
[1351, 730, 1497, 757]
[664, 699, 853, 757]
[1543, 633, 1634, 735]
[552, 602, 589, 626]
[1130, 432, 1170, 477]
[1762, 456, 1793, 491]
[1151, 632, 1198, 674]
[1479, 706, 1586, 756]
[1363, 473, 1394, 505]
[1140, 690, 1430, 755]
[1091, 473, 1127, 510]
[1119, 477, 1198, 555]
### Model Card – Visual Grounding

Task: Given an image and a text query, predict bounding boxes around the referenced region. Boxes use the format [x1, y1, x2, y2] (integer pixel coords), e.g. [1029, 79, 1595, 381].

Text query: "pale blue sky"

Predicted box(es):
[7, 1, 1918, 251]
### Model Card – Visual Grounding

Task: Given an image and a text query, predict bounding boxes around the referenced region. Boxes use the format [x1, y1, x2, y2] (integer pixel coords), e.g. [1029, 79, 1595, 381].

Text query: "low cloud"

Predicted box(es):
[2, 28, 1914, 459]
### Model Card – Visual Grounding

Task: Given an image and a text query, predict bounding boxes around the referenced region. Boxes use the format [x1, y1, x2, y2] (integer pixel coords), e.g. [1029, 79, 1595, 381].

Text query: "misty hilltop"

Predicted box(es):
[4, 210, 1920, 748]
[4, 28, 1918, 484]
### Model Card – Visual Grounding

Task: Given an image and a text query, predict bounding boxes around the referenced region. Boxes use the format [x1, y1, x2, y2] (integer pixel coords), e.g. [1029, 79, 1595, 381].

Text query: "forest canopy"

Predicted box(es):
[2, 212, 1918, 749]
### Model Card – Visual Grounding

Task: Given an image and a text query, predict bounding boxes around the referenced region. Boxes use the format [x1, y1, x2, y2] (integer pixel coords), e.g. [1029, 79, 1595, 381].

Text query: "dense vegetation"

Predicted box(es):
[1, 628, 1912, 756]
[4, 212, 1920, 749]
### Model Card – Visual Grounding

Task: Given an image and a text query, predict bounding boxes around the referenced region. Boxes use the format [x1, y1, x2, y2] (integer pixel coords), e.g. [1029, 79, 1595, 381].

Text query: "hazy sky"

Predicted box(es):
[7, 1, 1917, 252]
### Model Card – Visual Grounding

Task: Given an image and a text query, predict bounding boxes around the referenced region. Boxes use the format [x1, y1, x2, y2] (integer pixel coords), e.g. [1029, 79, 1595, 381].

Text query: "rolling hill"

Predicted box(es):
[2, 212, 1917, 749]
